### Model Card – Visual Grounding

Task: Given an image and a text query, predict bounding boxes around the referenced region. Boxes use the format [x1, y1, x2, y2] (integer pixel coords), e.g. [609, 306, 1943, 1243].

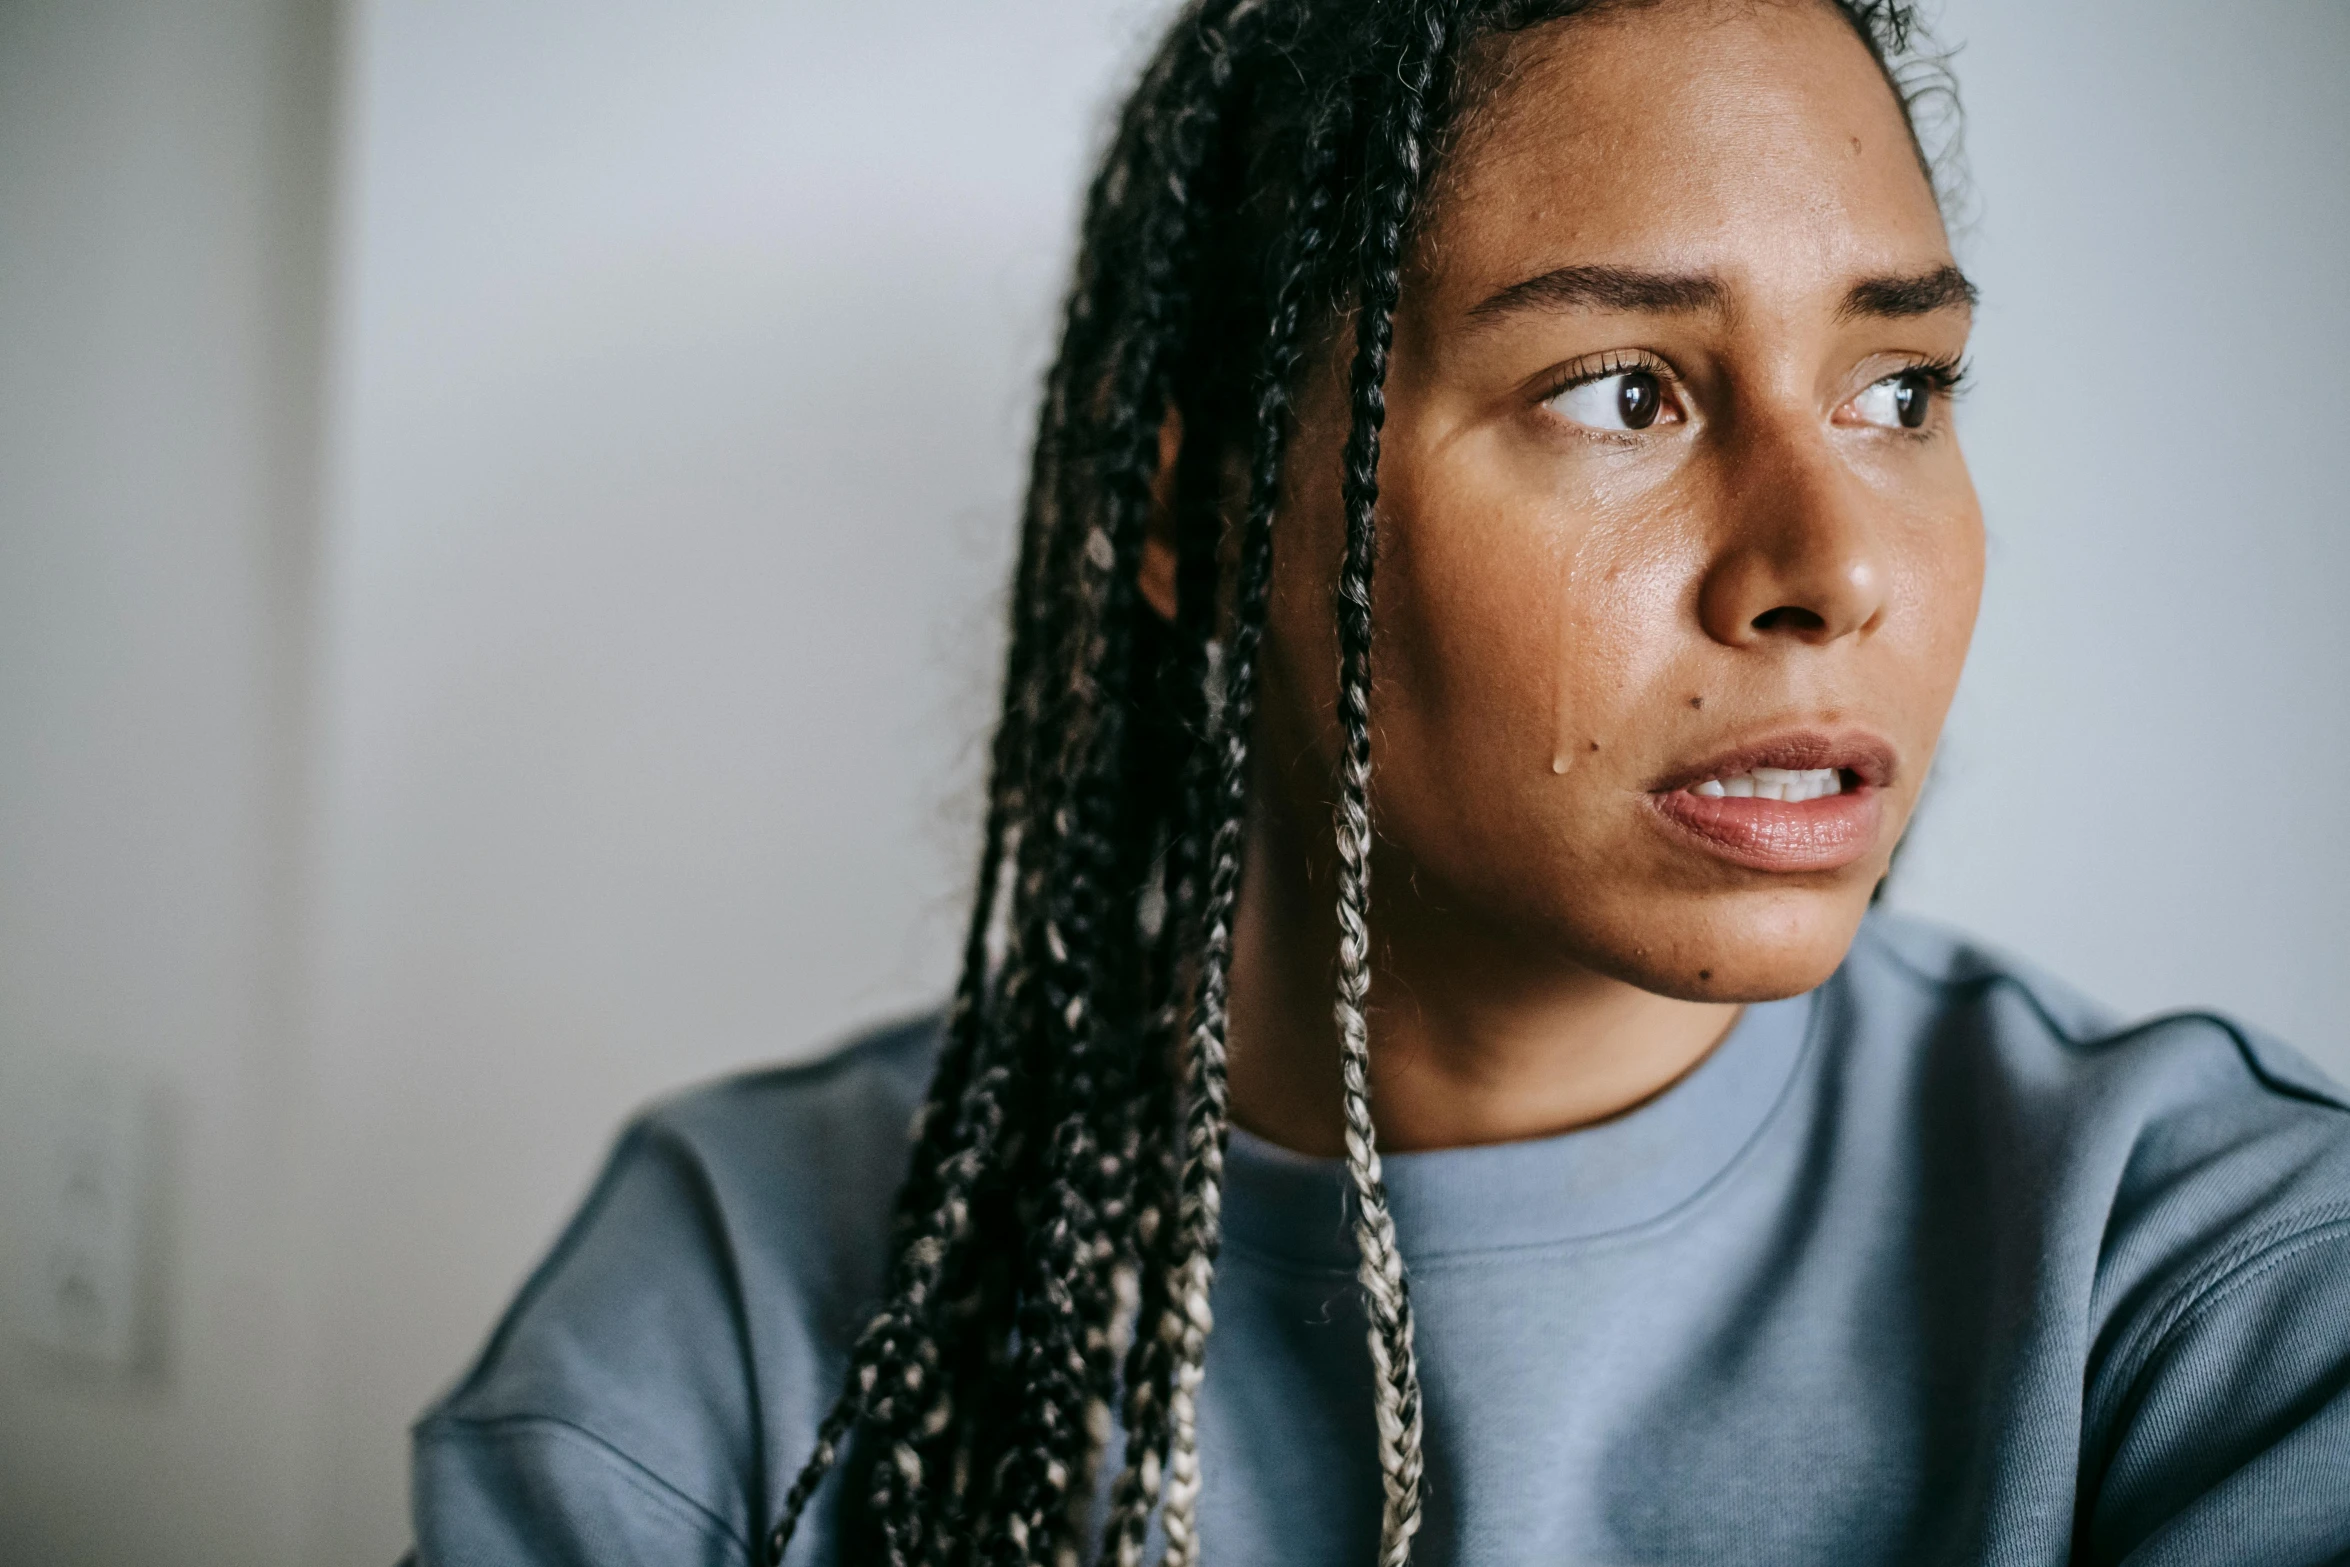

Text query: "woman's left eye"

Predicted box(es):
[1545, 369, 1673, 432]
[1848, 369, 1936, 430]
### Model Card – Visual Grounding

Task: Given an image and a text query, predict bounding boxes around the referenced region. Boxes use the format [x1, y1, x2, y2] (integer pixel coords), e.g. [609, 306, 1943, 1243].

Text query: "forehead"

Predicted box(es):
[1419, 0, 1949, 304]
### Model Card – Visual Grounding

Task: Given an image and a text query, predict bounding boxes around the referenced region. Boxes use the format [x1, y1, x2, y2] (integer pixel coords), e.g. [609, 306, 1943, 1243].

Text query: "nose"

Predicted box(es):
[1696, 427, 1887, 649]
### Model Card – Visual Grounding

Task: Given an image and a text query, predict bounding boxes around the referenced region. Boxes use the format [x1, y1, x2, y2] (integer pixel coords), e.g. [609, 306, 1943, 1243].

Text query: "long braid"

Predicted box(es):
[977, 16, 1258, 1562]
[863, 323, 1100, 1567]
[855, 8, 1271, 1545]
[765, 58, 1150, 1563]
[1330, 7, 1456, 1564]
[1122, 106, 1352, 1567]
[766, 401, 1068, 1567]
[1089, 482, 1222, 1567]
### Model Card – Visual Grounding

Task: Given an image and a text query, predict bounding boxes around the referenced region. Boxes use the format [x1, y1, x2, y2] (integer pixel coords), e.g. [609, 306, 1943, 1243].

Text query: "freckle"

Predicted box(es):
[1850, 135, 1863, 156]
[1689, 695, 1704, 710]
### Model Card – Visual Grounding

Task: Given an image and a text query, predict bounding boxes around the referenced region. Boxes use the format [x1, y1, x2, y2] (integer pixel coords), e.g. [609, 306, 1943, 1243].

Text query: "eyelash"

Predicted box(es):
[1866, 353, 1971, 441]
[1532, 350, 1975, 424]
[1536, 348, 1678, 405]
[1899, 353, 1971, 398]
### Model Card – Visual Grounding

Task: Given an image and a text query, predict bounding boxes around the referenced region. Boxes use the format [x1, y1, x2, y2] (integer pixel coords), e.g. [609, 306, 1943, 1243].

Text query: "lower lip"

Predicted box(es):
[1646, 786, 1884, 874]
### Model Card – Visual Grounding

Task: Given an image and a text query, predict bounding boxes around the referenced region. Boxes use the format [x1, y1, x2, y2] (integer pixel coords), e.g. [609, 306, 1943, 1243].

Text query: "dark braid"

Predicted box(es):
[770, 4, 1945, 1564]
[764, 78, 1130, 1567]
[974, 12, 1273, 1559]
[1119, 97, 1356, 1567]
[1325, 7, 1462, 1560]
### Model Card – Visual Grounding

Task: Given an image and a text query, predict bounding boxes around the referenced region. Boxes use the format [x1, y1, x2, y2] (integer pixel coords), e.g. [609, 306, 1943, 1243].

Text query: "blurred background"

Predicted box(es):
[0, 0, 2344, 1561]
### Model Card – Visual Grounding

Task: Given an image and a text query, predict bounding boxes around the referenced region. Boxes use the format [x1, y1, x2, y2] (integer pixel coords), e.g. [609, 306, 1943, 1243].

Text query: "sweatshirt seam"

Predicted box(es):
[430, 1124, 654, 1413]
[418, 1410, 755, 1563]
[637, 1118, 774, 1537]
[2086, 1208, 2350, 1447]
[1868, 926, 2349, 1116]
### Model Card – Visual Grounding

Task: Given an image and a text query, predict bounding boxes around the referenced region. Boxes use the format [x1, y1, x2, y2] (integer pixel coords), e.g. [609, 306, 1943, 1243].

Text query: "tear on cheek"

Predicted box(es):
[1549, 737, 1602, 776]
[1552, 549, 1578, 775]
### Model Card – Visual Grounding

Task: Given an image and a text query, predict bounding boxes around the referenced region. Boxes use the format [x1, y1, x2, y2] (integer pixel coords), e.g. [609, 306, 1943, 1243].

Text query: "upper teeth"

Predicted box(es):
[1691, 767, 1843, 802]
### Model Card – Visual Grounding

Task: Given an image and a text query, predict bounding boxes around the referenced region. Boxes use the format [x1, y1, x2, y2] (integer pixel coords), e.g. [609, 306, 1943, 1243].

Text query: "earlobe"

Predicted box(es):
[1138, 407, 1183, 622]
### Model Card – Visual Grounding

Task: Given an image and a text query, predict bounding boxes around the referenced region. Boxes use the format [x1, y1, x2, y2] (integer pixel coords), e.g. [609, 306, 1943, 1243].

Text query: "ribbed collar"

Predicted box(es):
[1218, 988, 1819, 1270]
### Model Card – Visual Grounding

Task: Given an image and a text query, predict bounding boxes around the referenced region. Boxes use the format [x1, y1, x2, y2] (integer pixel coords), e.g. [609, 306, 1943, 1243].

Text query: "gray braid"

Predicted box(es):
[1330, 5, 1458, 1562]
[1141, 103, 1354, 1567]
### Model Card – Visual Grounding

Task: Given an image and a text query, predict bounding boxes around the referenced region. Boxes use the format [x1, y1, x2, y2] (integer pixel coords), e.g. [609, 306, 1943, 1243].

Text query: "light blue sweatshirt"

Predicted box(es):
[410, 913, 2350, 1565]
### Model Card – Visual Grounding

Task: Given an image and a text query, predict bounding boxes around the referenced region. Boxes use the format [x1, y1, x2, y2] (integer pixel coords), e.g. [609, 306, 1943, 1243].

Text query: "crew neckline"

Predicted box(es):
[1218, 986, 1820, 1269]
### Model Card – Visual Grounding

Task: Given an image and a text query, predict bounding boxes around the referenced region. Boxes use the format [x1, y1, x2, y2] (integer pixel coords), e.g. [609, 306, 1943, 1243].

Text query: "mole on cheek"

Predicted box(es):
[1689, 695, 1704, 711]
[1699, 969, 1713, 982]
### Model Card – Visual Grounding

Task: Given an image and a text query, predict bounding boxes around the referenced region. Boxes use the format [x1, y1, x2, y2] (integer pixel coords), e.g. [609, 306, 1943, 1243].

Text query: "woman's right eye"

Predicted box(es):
[1544, 369, 1671, 432]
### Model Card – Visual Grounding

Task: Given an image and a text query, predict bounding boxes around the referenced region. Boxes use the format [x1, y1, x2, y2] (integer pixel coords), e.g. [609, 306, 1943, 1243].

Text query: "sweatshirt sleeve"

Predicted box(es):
[408, 1119, 767, 1567]
[2084, 1211, 2350, 1566]
[413, 1413, 752, 1567]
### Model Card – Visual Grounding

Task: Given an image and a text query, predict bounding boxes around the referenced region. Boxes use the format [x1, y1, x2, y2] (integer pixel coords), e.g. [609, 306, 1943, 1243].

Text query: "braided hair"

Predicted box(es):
[769, 3, 1947, 1563]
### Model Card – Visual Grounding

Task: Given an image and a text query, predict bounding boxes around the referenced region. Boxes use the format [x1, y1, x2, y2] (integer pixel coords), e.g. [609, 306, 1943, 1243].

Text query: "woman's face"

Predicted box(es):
[1254, 0, 1984, 1003]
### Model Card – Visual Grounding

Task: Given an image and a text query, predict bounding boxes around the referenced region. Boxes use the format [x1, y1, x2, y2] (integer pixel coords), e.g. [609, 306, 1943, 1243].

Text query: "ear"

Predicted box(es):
[1137, 407, 1183, 623]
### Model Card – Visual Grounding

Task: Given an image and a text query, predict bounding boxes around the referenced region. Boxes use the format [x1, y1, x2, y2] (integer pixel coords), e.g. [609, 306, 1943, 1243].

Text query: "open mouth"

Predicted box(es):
[1645, 734, 1894, 874]
[1682, 766, 1853, 802]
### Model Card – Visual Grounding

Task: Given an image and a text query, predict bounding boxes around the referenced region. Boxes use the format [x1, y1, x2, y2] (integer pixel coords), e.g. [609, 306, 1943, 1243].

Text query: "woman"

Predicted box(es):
[408, 1, 2350, 1563]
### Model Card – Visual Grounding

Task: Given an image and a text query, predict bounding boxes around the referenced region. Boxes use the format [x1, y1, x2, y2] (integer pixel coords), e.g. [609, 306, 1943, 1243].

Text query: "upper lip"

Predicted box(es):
[1647, 728, 1899, 795]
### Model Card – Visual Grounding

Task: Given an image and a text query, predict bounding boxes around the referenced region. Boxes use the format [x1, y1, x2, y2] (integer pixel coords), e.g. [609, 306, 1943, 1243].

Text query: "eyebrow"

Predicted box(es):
[1467, 265, 1727, 323]
[1463, 261, 1981, 326]
[1838, 265, 1979, 321]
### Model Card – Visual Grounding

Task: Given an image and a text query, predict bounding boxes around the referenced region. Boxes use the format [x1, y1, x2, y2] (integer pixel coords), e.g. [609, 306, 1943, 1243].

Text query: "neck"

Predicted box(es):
[1223, 794, 1742, 1158]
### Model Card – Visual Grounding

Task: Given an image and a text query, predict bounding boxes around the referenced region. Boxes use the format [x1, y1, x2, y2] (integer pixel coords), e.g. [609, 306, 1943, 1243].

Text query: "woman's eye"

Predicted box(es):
[1849, 369, 1934, 430]
[1546, 369, 1669, 432]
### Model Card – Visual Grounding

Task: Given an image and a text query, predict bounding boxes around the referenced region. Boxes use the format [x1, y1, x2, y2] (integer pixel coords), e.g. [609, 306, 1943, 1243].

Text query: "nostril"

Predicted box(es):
[1751, 605, 1827, 635]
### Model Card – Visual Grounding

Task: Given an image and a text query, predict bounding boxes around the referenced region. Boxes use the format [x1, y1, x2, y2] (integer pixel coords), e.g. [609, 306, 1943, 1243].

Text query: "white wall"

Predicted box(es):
[1889, 2, 2350, 1058]
[2, 2, 2344, 1563]
[0, 0, 333, 1563]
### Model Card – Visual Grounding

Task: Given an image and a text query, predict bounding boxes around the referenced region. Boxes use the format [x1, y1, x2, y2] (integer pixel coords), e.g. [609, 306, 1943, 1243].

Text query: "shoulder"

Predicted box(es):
[639, 1008, 947, 1274]
[1837, 910, 2350, 1251]
[1839, 910, 2350, 1195]
[411, 1011, 945, 1566]
[1836, 913, 2350, 1557]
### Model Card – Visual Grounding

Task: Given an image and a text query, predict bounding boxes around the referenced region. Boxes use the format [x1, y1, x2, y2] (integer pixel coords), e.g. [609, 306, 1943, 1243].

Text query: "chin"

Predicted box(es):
[1579, 882, 1875, 1004]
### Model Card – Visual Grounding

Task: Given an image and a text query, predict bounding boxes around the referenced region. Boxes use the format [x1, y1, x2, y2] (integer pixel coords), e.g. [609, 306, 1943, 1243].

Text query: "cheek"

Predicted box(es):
[1381, 512, 1558, 754]
[1549, 510, 1704, 758]
[1939, 501, 1987, 665]
[1377, 453, 1702, 780]
[1884, 482, 1986, 719]
[1374, 468, 1567, 791]
[1367, 451, 1710, 917]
